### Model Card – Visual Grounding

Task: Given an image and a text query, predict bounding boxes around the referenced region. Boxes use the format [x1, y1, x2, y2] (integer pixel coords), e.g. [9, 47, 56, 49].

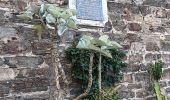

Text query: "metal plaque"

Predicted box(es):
[76, 0, 104, 21]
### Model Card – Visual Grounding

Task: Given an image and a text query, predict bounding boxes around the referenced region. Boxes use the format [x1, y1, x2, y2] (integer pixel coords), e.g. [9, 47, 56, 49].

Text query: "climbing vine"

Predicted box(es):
[65, 36, 127, 99]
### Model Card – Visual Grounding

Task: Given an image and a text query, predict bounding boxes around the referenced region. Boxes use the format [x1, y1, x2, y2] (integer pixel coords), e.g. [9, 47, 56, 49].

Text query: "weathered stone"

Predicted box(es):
[128, 23, 142, 31]
[125, 33, 142, 42]
[138, 5, 151, 16]
[17, 68, 49, 78]
[127, 83, 142, 90]
[4, 56, 44, 68]
[136, 90, 150, 98]
[140, 64, 149, 71]
[123, 74, 133, 83]
[145, 96, 157, 100]
[156, 8, 167, 18]
[145, 53, 161, 62]
[0, 85, 9, 97]
[112, 20, 126, 31]
[0, 58, 3, 66]
[135, 72, 150, 82]
[118, 86, 135, 99]
[0, 68, 18, 81]
[161, 41, 170, 51]
[162, 54, 170, 63]
[166, 9, 170, 18]
[130, 42, 144, 54]
[129, 54, 143, 64]
[143, 0, 166, 7]
[11, 77, 49, 92]
[159, 81, 167, 88]
[162, 68, 170, 79]
[146, 42, 160, 51]
[32, 40, 52, 55]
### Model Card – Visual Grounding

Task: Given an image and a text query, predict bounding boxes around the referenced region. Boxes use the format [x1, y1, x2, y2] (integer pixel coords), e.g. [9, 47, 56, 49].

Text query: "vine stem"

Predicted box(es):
[74, 52, 94, 100]
[98, 53, 102, 100]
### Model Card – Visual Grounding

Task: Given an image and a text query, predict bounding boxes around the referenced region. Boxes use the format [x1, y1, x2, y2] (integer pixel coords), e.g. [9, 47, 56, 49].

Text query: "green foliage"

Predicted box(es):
[148, 60, 167, 100]
[17, 3, 77, 36]
[65, 45, 127, 99]
[148, 60, 164, 81]
[76, 35, 122, 58]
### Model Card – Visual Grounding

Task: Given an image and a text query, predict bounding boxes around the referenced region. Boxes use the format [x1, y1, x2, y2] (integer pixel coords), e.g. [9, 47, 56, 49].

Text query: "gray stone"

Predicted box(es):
[4, 56, 44, 68]
[145, 53, 161, 62]
[0, 68, 18, 81]
[146, 42, 160, 51]
[125, 33, 142, 43]
[0, 27, 17, 39]
[118, 86, 135, 99]
[143, 0, 166, 7]
[127, 83, 142, 90]
[112, 20, 126, 31]
[135, 72, 150, 82]
[162, 54, 170, 63]
[136, 90, 150, 98]
[129, 54, 143, 64]
[161, 41, 170, 51]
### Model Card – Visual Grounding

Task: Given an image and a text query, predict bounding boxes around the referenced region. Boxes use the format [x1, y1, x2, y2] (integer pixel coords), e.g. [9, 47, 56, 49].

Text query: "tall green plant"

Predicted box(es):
[148, 60, 167, 100]
[66, 36, 126, 99]
[17, 2, 78, 100]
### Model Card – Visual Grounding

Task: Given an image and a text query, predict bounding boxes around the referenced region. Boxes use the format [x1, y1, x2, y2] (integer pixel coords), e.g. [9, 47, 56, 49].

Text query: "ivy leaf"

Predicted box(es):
[58, 24, 68, 36]
[67, 18, 78, 29]
[59, 10, 73, 19]
[47, 5, 64, 18]
[99, 35, 122, 49]
[46, 14, 56, 24]
[76, 35, 112, 58]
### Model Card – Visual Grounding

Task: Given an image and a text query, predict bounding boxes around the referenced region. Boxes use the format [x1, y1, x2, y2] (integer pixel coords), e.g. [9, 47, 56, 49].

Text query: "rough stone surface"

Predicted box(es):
[0, 0, 169, 99]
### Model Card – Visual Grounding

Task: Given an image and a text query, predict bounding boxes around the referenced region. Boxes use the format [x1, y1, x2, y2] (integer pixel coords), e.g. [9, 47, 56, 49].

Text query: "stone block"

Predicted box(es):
[4, 56, 44, 68]
[128, 23, 142, 31]
[138, 5, 151, 16]
[162, 68, 170, 79]
[136, 90, 150, 98]
[32, 40, 52, 55]
[123, 74, 133, 83]
[143, 0, 166, 7]
[0, 68, 18, 81]
[118, 86, 135, 99]
[129, 54, 143, 64]
[162, 54, 170, 63]
[134, 72, 150, 82]
[112, 20, 126, 31]
[17, 68, 49, 78]
[11, 77, 49, 92]
[161, 41, 170, 51]
[125, 33, 142, 43]
[145, 53, 161, 62]
[146, 42, 160, 51]
[127, 83, 142, 90]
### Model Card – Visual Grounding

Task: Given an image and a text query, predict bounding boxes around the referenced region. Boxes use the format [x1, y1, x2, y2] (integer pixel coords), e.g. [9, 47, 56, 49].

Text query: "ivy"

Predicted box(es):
[65, 45, 127, 99]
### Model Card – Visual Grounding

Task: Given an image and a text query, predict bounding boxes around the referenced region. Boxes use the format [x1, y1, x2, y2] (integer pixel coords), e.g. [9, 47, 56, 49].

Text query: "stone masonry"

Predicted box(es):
[0, 0, 170, 100]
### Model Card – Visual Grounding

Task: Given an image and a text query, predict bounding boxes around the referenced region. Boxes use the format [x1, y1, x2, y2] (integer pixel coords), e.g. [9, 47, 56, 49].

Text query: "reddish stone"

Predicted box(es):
[128, 23, 142, 31]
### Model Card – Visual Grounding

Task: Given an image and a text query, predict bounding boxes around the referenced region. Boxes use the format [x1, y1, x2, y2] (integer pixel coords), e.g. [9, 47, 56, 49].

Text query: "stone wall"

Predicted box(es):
[107, 0, 170, 99]
[0, 0, 170, 100]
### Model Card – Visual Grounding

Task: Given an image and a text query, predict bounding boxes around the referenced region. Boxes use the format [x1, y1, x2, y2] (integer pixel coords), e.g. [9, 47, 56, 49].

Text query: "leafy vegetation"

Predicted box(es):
[17, 2, 78, 100]
[65, 35, 127, 99]
[148, 60, 167, 100]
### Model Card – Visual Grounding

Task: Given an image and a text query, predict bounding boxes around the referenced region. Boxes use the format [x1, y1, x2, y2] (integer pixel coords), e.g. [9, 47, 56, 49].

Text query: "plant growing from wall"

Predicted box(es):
[65, 35, 127, 100]
[17, 2, 78, 100]
[148, 60, 167, 100]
